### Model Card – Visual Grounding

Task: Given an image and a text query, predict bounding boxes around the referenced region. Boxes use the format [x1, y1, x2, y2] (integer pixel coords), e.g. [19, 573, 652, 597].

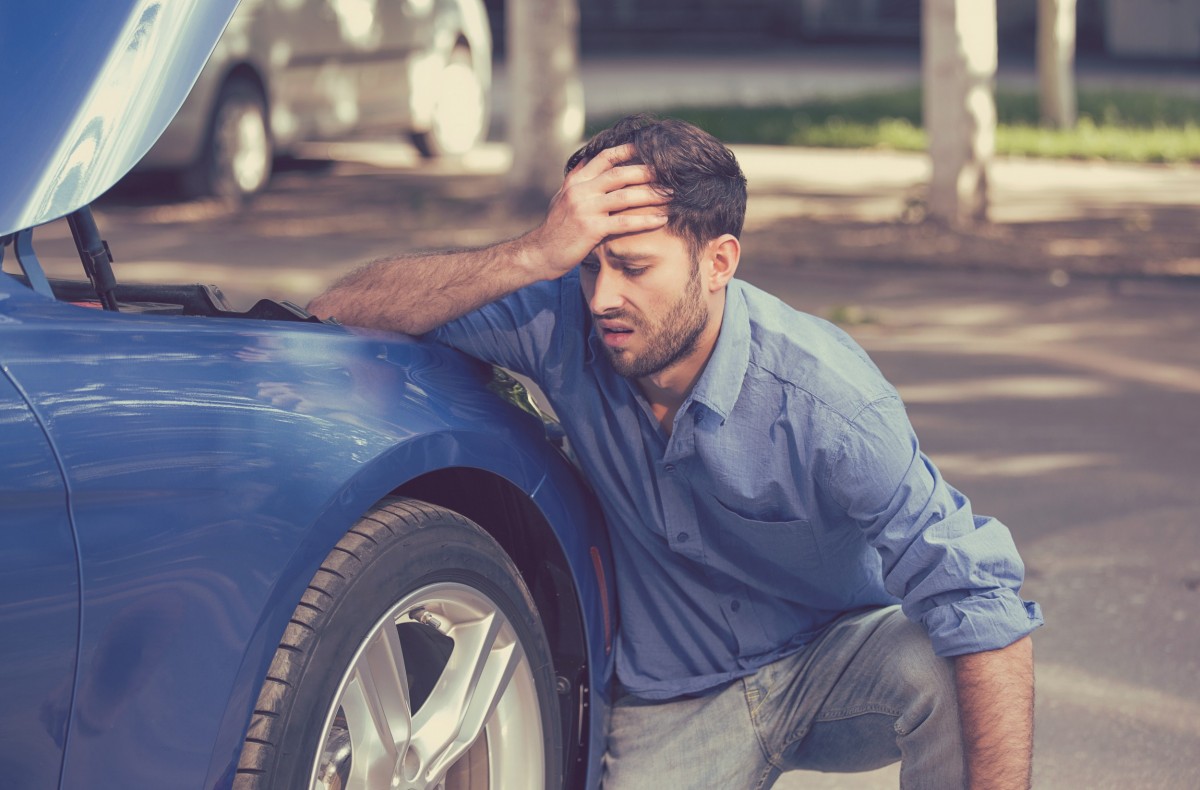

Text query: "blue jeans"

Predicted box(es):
[601, 606, 964, 789]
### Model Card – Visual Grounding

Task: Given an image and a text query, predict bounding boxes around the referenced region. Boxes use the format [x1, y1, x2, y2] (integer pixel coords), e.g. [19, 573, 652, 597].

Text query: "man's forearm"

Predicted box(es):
[307, 236, 539, 334]
[955, 635, 1035, 789]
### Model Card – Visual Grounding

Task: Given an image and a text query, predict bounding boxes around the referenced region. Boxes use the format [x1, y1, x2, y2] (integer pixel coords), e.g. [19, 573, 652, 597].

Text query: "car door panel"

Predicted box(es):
[0, 369, 79, 790]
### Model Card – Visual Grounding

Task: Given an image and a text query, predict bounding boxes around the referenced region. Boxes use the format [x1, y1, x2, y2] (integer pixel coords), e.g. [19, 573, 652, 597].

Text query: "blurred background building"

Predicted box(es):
[484, 0, 1199, 59]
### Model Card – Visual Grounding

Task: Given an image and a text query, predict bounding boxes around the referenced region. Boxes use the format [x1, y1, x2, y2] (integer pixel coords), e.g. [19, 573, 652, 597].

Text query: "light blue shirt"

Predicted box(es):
[432, 271, 1043, 700]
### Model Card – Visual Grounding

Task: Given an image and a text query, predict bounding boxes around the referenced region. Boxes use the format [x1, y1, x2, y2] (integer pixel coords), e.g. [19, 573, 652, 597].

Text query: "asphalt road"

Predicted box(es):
[30, 142, 1200, 787]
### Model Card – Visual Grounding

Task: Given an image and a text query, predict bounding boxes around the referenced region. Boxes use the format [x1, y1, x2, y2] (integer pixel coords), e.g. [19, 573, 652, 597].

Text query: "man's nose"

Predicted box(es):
[588, 265, 624, 315]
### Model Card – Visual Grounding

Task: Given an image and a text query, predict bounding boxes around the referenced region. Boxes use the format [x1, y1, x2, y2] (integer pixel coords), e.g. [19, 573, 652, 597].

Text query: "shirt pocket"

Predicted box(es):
[706, 496, 823, 576]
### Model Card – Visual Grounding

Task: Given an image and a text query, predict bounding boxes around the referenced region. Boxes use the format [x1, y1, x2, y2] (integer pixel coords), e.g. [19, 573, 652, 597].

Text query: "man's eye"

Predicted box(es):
[580, 260, 600, 273]
[624, 266, 647, 277]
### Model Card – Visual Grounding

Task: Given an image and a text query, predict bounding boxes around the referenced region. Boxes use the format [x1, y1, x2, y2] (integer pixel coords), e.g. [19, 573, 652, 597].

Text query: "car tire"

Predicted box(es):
[185, 77, 272, 201]
[234, 498, 564, 790]
[411, 46, 488, 159]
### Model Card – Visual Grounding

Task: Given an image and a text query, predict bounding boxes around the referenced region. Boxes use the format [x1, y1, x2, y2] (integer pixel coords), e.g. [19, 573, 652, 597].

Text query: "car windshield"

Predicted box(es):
[0, 0, 239, 236]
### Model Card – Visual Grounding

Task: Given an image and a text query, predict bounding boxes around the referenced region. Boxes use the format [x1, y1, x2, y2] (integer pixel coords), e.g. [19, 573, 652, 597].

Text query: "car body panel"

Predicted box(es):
[0, 0, 240, 235]
[531, 459, 618, 786]
[0, 275, 612, 787]
[0, 370, 80, 790]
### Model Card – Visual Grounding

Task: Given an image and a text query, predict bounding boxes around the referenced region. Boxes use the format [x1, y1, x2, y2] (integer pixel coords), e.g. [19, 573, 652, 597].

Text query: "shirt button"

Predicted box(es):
[730, 600, 741, 612]
[676, 532, 690, 543]
[664, 464, 676, 473]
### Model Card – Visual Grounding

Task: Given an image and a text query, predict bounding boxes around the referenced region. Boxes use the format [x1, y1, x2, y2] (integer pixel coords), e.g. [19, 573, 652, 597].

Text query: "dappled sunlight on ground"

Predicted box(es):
[897, 375, 1112, 403]
[1037, 662, 1200, 740]
[928, 451, 1117, 479]
[803, 287, 1200, 396]
[734, 145, 1200, 280]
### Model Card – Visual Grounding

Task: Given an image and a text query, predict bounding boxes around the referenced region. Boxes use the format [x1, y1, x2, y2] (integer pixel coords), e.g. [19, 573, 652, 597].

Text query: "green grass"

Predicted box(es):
[593, 89, 1200, 163]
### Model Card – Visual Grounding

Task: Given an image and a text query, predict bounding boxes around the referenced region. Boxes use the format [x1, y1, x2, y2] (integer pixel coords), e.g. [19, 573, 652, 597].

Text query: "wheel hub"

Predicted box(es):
[310, 583, 544, 790]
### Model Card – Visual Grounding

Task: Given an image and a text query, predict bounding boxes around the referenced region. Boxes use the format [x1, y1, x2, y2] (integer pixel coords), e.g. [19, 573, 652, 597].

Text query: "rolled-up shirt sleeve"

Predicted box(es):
[426, 276, 573, 381]
[824, 395, 1044, 656]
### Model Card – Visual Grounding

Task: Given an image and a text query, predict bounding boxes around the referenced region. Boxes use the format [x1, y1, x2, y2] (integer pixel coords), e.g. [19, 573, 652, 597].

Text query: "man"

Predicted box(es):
[309, 115, 1043, 789]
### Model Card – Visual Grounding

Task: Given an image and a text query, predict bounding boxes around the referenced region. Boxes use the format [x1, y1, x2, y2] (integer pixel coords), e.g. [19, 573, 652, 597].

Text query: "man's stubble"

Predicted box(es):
[600, 264, 708, 380]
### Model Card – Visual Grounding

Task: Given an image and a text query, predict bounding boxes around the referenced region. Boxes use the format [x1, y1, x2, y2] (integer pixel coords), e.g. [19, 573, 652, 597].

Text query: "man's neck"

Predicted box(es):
[637, 295, 726, 435]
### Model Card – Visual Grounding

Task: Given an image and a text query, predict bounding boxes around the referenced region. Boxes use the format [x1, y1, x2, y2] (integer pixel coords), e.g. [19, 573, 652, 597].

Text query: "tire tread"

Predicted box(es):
[233, 496, 557, 789]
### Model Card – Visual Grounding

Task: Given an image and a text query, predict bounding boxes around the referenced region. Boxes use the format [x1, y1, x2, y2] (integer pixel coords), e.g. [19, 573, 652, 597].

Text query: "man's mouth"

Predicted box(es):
[597, 319, 635, 348]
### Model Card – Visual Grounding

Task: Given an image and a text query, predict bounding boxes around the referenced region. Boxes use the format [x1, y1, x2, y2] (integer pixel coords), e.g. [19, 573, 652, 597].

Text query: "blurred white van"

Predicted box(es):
[137, 0, 492, 199]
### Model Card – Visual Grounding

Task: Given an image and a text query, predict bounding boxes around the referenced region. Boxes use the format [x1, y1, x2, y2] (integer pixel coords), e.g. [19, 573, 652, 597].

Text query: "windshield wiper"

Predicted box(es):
[67, 206, 119, 311]
[1, 205, 120, 311]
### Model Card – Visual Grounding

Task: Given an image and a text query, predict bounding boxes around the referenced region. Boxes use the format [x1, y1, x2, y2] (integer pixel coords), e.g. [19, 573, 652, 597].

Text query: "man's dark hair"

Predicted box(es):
[566, 114, 747, 258]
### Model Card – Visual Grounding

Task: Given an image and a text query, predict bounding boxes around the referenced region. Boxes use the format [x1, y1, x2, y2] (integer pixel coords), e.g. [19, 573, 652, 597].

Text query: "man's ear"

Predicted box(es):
[705, 234, 740, 292]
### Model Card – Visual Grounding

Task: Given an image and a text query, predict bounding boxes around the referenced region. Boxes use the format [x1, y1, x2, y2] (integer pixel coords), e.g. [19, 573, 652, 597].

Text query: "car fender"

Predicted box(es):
[0, 293, 609, 788]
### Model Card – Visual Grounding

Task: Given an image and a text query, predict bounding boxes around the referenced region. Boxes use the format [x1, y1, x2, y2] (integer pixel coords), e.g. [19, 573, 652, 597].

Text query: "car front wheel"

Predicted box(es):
[235, 498, 563, 789]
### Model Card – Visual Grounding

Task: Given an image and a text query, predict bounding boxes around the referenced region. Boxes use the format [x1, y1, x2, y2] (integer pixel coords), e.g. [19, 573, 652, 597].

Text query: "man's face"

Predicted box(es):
[579, 216, 710, 380]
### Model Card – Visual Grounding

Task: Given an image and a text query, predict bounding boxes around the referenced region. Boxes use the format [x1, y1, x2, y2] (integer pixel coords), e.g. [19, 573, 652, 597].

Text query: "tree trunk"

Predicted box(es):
[922, 0, 998, 226]
[506, 0, 586, 210]
[1038, 0, 1077, 129]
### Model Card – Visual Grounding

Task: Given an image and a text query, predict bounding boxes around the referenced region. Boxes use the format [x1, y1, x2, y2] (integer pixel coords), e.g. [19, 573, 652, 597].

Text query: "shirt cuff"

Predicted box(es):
[920, 588, 1044, 657]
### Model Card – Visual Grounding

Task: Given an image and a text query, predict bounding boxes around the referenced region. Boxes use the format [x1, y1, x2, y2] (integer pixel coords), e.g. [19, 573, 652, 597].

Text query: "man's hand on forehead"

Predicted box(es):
[567, 143, 671, 230]
[520, 144, 670, 281]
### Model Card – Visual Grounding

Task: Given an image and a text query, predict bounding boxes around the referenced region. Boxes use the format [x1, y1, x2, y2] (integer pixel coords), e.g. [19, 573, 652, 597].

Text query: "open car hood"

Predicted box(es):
[0, 0, 240, 236]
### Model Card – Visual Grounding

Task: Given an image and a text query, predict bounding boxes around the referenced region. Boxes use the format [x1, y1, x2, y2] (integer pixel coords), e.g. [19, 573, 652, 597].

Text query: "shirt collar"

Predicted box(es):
[689, 281, 750, 422]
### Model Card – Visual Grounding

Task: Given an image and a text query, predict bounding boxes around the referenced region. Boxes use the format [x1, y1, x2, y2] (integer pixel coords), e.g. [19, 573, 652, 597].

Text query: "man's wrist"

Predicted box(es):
[508, 227, 571, 283]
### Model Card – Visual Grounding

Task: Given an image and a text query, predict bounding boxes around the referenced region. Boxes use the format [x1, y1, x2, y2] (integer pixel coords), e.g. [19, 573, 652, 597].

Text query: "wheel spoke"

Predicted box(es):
[413, 608, 526, 783]
[336, 621, 413, 787]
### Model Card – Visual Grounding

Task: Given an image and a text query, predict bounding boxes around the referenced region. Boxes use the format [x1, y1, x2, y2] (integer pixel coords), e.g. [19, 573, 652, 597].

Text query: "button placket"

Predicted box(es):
[659, 417, 701, 559]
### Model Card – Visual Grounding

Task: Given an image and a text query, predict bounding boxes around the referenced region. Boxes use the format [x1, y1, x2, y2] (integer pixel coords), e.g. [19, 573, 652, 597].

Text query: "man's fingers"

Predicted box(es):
[601, 184, 671, 213]
[598, 164, 658, 192]
[574, 143, 639, 179]
[605, 211, 669, 234]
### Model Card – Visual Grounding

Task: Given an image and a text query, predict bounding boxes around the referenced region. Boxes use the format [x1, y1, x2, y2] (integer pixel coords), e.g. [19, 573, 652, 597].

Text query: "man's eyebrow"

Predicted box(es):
[606, 249, 656, 263]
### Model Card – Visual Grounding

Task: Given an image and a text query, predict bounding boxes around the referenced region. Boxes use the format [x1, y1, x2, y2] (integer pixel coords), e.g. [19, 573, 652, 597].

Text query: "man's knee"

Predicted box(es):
[880, 616, 958, 735]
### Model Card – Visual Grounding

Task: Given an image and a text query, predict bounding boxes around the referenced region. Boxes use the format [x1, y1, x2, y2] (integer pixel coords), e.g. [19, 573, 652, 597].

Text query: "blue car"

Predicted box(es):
[0, 3, 612, 788]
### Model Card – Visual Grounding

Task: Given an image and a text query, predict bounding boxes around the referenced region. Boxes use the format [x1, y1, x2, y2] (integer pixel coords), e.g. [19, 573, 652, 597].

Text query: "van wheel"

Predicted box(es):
[411, 46, 488, 158]
[186, 77, 272, 200]
[234, 498, 563, 789]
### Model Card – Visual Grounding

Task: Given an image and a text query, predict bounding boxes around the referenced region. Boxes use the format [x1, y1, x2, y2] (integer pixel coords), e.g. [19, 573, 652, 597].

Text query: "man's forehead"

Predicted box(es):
[591, 223, 687, 263]
[586, 235, 658, 259]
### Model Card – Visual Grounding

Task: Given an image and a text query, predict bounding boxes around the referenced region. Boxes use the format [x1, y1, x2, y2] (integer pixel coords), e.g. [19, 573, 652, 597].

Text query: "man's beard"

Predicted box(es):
[599, 266, 709, 380]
